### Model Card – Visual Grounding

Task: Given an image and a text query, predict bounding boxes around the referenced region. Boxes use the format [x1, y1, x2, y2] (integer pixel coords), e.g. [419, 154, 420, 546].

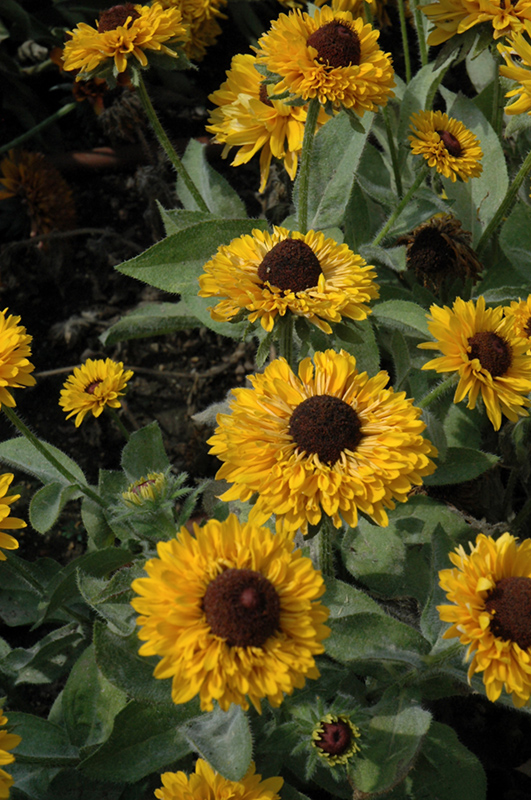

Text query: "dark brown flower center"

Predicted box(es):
[307, 21, 361, 68]
[202, 568, 281, 648]
[436, 130, 462, 157]
[85, 380, 102, 394]
[289, 395, 362, 465]
[485, 576, 531, 650]
[467, 331, 512, 377]
[408, 227, 454, 275]
[259, 83, 274, 107]
[524, 316, 531, 339]
[257, 239, 322, 293]
[98, 3, 141, 32]
[315, 719, 352, 755]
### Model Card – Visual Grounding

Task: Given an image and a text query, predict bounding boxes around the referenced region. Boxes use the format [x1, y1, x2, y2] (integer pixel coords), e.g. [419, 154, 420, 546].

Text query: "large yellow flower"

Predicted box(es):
[498, 23, 531, 115]
[59, 358, 134, 427]
[131, 514, 330, 712]
[0, 474, 26, 562]
[62, 2, 188, 79]
[419, 296, 531, 430]
[198, 226, 379, 334]
[438, 532, 531, 708]
[0, 708, 21, 799]
[422, 0, 531, 45]
[155, 759, 283, 800]
[208, 350, 437, 534]
[0, 150, 75, 237]
[207, 54, 330, 192]
[0, 309, 35, 409]
[157, 0, 227, 62]
[254, 6, 395, 113]
[409, 111, 483, 182]
[504, 296, 531, 350]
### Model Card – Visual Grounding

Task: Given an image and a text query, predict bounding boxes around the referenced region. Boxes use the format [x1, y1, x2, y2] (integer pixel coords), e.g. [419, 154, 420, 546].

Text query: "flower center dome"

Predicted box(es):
[257, 239, 322, 293]
[485, 576, 531, 650]
[98, 3, 141, 32]
[289, 394, 362, 465]
[307, 21, 361, 68]
[315, 719, 353, 755]
[435, 130, 462, 157]
[467, 331, 512, 377]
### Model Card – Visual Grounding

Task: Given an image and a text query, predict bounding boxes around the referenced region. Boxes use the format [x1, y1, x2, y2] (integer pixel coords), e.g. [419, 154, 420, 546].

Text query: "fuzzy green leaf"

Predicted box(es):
[8, 712, 79, 766]
[177, 139, 247, 216]
[423, 446, 498, 486]
[29, 482, 82, 534]
[182, 704, 253, 781]
[100, 301, 200, 345]
[0, 437, 86, 486]
[121, 422, 170, 482]
[326, 613, 431, 666]
[372, 300, 430, 337]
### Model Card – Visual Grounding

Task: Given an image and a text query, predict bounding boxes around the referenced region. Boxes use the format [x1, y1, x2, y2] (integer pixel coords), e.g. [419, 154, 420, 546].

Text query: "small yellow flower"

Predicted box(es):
[438, 532, 531, 708]
[504, 296, 531, 350]
[419, 296, 531, 430]
[409, 110, 483, 182]
[122, 472, 166, 505]
[155, 759, 283, 800]
[498, 23, 531, 115]
[0, 708, 21, 798]
[59, 358, 134, 427]
[0, 309, 36, 410]
[422, 0, 531, 45]
[207, 53, 331, 192]
[208, 350, 437, 534]
[254, 6, 395, 113]
[0, 474, 26, 561]
[312, 713, 362, 765]
[198, 226, 379, 334]
[62, 2, 188, 79]
[131, 514, 330, 712]
[157, 0, 227, 62]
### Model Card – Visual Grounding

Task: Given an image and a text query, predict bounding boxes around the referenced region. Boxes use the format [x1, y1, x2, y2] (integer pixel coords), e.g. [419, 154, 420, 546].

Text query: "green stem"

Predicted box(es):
[418, 374, 457, 409]
[414, 5, 429, 67]
[0, 103, 76, 158]
[372, 165, 428, 246]
[106, 407, 130, 441]
[297, 97, 321, 234]
[383, 107, 403, 197]
[491, 50, 503, 138]
[277, 314, 294, 369]
[425, 63, 451, 111]
[135, 73, 209, 213]
[318, 515, 335, 578]
[476, 147, 531, 256]
[397, 0, 412, 83]
[2, 406, 105, 508]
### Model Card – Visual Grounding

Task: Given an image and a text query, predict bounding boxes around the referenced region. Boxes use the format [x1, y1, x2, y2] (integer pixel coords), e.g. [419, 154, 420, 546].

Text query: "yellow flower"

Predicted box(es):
[155, 759, 283, 800]
[498, 23, 531, 115]
[157, 0, 227, 62]
[315, 0, 392, 29]
[198, 226, 379, 334]
[438, 532, 531, 708]
[131, 514, 330, 712]
[0, 150, 75, 237]
[207, 54, 330, 192]
[504, 296, 531, 350]
[409, 111, 483, 182]
[0, 474, 26, 562]
[122, 472, 166, 505]
[0, 309, 36, 410]
[254, 6, 395, 113]
[62, 2, 188, 79]
[312, 713, 362, 764]
[208, 350, 437, 534]
[0, 708, 21, 798]
[422, 0, 531, 45]
[418, 296, 531, 430]
[59, 358, 134, 427]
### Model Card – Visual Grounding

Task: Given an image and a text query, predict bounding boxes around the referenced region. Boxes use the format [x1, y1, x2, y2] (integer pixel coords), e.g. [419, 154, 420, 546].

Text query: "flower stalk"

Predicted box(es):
[372, 165, 428, 246]
[418, 375, 457, 409]
[297, 97, 321, 235]
[397, 0, 412, 83]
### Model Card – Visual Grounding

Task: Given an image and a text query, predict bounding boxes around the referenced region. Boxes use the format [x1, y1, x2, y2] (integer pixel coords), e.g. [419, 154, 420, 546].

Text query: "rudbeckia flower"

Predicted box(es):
[499, 23, 531, 116]
[0, 708, 21, 798]
[409, 111, 483, 182]
[0, 308, 36, 409]
[503, 296, 531, 351]
[422, 0, 531, 45]
[155, 759, 283, 800]
[0, 474, 26, 561]
[59, 358, 133, 427]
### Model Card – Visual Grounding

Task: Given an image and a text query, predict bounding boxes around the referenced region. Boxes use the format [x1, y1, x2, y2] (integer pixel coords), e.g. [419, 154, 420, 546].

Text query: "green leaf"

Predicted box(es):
[100, 301, 200, 345]
[397, 62, 449, 151]
[423, 446, 498, 486]
[322, 577, 386, 619]
[157, 204, 216, 235]
[411, 721, 487, 800]
[350, 688, 432, 795]
[0, 555, 60, 627]
[78, 701, 193, 783]
[81, 497, 115, 550]
[177, 139, 247, 217]
[120, 422, 170, 482]
[182, 704, 253, 781]
[177, 293, 245, 339]
[293, 110, 373, 230]
[62, 645, 127, 748]
[1, 623, 85, 685]
[115, 219, 268, 295]
[29, 482, 82, 534]
[78, 564, 144, 636]
[420, 524, 457, 645]
[372, 300, 430, 337]
[499, 203, 531, 283]
[8, 712, 79, 766]
[93, 623, 174, 705]
[334, 318, 380, 376]
[0, 437, 86, 486]
[326, 613, 431, 666]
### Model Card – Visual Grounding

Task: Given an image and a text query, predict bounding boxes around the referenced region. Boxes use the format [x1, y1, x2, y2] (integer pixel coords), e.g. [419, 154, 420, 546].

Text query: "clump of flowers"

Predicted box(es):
[131, 514, 330, 711]
[59, 358, 134, 427]
[0, 708, 21, 798]
[438, 532, 531, 707]
[0, 474, 26, 560]
[198, 226, 379, 333]
[421, 0, 531, 45]
[154, 759, 283, 800]
[0, 308, 36, 410]
[208, 349, 437, 534]
[0, 150, 75, 237]
[504, 296, 531, 351]
[419, 296, 531, 430]
[254, 6, 395, 114]
[409, 111, 483, 182]
[207, 53, 331, 192]
[157, 0, 227, 62]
